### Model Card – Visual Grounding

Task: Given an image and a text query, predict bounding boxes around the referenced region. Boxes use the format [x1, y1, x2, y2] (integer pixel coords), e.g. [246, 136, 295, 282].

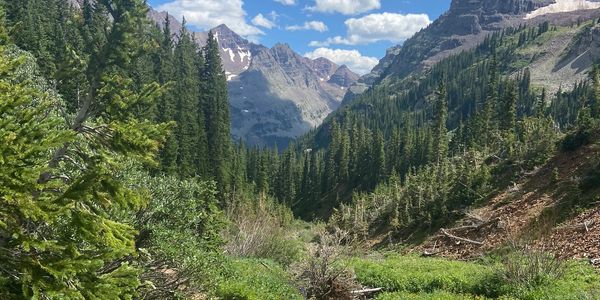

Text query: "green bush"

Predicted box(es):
[560, 129, 591, 152]
[510, 261, 600, 300]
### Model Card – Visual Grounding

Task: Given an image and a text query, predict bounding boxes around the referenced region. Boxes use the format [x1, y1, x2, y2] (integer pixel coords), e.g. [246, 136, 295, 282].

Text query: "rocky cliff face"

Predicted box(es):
[229, 43, 355, 147]
[147, 10, 358, 147]
[345, 0, 600, 100]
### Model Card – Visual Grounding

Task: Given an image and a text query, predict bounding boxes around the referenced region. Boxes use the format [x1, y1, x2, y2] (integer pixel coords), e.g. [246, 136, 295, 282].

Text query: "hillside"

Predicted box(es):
[414, 131, 600, 264]
[347, 0, 600, 100]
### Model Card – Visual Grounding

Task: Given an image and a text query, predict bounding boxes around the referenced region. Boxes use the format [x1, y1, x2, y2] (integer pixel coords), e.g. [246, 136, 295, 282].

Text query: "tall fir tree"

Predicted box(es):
[0, 1, 170, 298]
[156, 15, 179, 174]
[432, 81, 448, 164]
[202, 31, 232, 191]
[173, 21, 200, 178]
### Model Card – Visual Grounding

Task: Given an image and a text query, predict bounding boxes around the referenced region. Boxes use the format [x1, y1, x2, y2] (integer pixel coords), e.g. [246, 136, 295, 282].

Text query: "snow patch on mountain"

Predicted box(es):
[526, 0, 600, 19]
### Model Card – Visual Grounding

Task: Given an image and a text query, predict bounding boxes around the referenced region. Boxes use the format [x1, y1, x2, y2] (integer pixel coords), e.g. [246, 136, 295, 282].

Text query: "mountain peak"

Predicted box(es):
[213, 24, 234, 34]
[272, 43, 293, 51]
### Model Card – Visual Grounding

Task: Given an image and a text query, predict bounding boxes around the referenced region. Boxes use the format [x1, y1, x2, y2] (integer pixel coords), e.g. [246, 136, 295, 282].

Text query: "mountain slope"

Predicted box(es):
[346, 0, 600, 100]
[147, 11, 358, 147]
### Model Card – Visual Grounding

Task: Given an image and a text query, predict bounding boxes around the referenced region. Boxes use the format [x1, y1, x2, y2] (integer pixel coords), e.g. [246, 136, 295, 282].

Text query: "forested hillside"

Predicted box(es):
[2, 0, 600, 299]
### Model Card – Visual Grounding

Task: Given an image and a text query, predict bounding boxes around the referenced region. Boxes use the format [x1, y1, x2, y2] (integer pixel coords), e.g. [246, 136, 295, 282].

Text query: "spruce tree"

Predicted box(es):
[173, 21, 200, 178]
[156, 15, 179, 174]
[432, 81, 448, 164]
[202, 31, 232, 190]
[0, 1, 170, 297]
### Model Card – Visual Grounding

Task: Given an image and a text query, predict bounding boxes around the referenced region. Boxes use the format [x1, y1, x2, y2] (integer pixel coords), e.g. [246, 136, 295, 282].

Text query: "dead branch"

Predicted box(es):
[351, 287, 383, 295]
[441, 228, 484, 245]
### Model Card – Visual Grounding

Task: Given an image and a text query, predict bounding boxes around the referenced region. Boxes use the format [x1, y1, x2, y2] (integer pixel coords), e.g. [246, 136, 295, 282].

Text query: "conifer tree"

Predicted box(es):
[1, 1, 170, 297]
[156, 15, 179, 174]
[173, 21, 200, 178]
[202, 31, 232, 190]
[432, 81, 448, 164]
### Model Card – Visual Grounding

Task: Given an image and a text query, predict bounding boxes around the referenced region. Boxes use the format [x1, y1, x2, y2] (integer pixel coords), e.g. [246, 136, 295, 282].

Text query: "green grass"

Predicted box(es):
[215, 258, 303, 300]
[347, 254, 600, 300]
[348, 255, 501, 296]
[376, 290, 486, 300]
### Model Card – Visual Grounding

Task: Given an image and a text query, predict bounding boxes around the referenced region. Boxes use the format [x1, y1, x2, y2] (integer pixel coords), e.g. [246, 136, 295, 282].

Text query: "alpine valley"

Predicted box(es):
[4, 0, 600, 299]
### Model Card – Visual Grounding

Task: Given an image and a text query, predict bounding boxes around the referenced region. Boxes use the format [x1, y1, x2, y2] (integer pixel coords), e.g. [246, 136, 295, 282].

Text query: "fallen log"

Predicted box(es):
[441, 228, 484, 245]
[351, 288, 383, 295]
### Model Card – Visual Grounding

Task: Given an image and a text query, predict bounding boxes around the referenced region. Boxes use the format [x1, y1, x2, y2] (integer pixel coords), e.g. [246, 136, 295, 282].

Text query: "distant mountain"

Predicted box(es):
[346, 0, 600, 100]
[147, 10, 358, 147]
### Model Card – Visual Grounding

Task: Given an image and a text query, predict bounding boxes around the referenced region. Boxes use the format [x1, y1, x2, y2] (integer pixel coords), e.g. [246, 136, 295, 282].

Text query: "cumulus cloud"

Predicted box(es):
[310, 12, 431, 46]
[307, 0, 381, 15]
[525, 0, 600, 19]
[304, 48, 379, 75]
[275, 0, 296, 5]
[157, 0, 263, 37]
[252, 13, 276, 29]
[286, 21, 328, 32]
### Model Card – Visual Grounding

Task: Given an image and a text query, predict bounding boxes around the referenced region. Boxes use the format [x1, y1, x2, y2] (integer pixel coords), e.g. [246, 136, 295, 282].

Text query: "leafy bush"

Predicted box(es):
[561, 108, 595, 152]
[121, 167, 227, 295]
[561, 129, 592, 152]
[580, 162, 600, 191]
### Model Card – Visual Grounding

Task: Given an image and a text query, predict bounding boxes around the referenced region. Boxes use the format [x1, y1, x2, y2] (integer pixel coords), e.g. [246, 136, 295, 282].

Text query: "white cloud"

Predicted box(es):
[275, 0, 296, 5]
[304, 48, 379, 75]
[157, 0, 263, 37]
[252, 13, 276, 29]
[308, 0, 381, 15]
[525, 0, 600, 19]
[310, 12, 431, 46]
[286, 21, 328, 32]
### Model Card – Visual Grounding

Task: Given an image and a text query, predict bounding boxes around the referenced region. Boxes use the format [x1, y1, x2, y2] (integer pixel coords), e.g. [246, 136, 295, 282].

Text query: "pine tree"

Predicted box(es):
[590, 64, 600, 119]
[0, 1, 170, 297]
[372, 131, 387, 188]
[432, 81, 448, 164]
[202, 30, 232, 190]
[482, 54, 499, 148]
[156, 15, 179, 174]
[173, 21, 200, 178]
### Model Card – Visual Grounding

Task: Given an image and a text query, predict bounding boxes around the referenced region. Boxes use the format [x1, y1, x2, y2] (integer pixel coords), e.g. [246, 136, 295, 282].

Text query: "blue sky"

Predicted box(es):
[147, 0, 452, 74]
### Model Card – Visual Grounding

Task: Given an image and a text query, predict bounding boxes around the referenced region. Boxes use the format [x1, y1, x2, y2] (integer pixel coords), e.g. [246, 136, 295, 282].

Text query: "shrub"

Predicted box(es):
[515, 260, 600, 300]
[560, 129, 592, 152]
[293, 228, 360, 300]
[224, 193, 304, 266]
[499, 249, 564, 289]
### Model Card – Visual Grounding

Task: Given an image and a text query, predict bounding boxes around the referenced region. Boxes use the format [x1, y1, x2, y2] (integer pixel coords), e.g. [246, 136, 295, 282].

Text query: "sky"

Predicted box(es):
[147, 0, 452, 75]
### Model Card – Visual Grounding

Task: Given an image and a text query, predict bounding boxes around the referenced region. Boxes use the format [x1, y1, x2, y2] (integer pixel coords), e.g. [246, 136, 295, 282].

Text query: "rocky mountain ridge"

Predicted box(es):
[346, 0, 600, 100]
[147, 10, 358, 147]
